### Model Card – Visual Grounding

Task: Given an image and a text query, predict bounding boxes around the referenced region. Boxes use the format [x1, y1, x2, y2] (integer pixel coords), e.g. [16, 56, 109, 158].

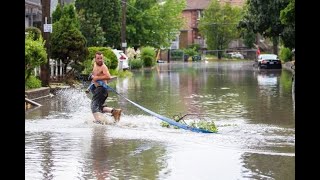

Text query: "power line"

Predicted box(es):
[119, 0, 144, 14]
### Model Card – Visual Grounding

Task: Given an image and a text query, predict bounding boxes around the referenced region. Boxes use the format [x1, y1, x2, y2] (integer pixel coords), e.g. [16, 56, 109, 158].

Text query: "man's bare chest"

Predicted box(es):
[93, 66, 104, 76]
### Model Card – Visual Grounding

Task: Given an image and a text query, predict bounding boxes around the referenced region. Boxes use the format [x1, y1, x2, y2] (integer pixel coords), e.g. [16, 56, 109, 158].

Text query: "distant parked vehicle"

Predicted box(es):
[227, 52, 244, 59]
[255, 54, 282, 69]
[112, 49, 129, 70]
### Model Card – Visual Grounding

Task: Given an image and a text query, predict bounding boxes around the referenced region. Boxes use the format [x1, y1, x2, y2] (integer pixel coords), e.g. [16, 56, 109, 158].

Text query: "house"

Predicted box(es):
[172, 0, 245, 50]
[25, 0, 42, 29]
[25, 0, 74, 29]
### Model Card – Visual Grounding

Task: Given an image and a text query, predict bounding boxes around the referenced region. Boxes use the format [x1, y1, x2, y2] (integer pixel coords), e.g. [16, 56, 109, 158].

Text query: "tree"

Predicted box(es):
[280, 0, 295, 50]
[241, 30, 256, 49]
[237, 3, 256, 49]
[75, 0, 121, 48]
[238, 0, 290, 55]
[126, 0, 185, 48]
[52, 3, 63, 23]
[198, 0, 242, 59]
[78, 9, 106, 47]
[75, 0, 185, 49]
[50, 3, 88, 77]
[25, 33, 47, 81]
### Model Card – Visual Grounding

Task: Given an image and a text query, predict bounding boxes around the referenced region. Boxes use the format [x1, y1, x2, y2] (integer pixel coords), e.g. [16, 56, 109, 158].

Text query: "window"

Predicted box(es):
[197, 10, 201, 20]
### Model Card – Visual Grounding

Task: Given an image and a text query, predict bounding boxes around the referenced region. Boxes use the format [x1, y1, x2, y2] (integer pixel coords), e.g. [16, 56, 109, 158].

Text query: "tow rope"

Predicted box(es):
[87, 81, 213, 133]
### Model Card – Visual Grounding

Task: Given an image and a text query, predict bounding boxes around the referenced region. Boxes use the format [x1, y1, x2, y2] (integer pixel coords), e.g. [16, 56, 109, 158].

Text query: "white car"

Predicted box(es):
[227, 52, 244, 59]
[112, 49, 129, 70]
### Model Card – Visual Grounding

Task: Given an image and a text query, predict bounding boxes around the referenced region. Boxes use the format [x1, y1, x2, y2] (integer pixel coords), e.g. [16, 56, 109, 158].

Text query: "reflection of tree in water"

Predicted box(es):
[40, 133, 54, 180]
[90, 126, 111, 180]
[30, 132, 54, 180]
[241, 153, 294, 180]
[87, 126, 167, 179]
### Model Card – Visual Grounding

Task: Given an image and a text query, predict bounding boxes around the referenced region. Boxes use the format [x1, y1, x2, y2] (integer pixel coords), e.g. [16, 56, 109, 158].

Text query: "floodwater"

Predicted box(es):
[25, 61, 295, 180]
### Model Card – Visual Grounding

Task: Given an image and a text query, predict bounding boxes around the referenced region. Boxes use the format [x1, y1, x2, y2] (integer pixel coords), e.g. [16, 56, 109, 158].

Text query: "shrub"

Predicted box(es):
[279, 47, 293, 62]
[25, 33, 47, 81]
[170, 50, 184, 60]
[188, 44, 200, 51]
[82, 47, 117, 74]
[126, 47, 137, 60]
[129, 58, 143, 69]
[25, 27, 41, 40]
[141, 46, 156, 67]
[183, 47, 198, 57]
[25, 75, 42, 90]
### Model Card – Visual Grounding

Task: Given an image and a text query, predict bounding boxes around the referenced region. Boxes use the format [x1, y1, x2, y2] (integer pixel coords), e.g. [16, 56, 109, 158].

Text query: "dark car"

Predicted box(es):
[255, 54, 282, 69]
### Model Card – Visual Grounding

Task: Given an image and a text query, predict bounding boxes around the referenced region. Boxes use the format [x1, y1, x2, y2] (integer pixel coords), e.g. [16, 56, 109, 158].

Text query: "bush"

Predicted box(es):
[170, 50, 184, 60]
[188, 44, 200, 51]
[25, 33, 47, 81]
[25, 75, 42, 90]
[82, 47, 118, 74]
[279, 47, 293, 62]
[25, 27, 41, 40]
[141, 46, 156, 67]
[183, 47, 199, 57]
[129, 58, 143, 69]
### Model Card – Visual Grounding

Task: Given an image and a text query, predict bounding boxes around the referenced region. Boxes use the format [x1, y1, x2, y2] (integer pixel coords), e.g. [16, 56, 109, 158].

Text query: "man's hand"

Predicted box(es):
[88, 73, 93, 81]
[92, 75, 98, 82]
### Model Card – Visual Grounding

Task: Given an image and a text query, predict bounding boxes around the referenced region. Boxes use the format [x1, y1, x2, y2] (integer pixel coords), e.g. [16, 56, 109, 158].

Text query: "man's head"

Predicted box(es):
[95, 51, 104, 66]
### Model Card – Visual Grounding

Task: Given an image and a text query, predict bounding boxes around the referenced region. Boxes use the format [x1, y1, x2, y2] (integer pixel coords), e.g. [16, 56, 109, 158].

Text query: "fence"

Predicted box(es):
[161, 48, 258, 62]
[203, 49, 257, 60]
[34, 59, 72, 82]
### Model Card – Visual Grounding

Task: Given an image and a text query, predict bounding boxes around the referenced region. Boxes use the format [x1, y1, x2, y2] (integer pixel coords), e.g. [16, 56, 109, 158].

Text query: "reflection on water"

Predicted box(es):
[26, 61, 294, 179]
[241, 152, 295, 180]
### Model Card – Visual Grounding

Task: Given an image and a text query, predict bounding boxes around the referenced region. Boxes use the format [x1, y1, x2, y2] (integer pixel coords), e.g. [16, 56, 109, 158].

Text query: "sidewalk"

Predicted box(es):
[283, 61, 295, 73]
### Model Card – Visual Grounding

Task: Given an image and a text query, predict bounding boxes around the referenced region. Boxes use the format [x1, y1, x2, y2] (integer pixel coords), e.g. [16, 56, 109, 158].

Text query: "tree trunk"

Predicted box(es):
[273, 37, 279, 55]
[40, 0, 51, 86]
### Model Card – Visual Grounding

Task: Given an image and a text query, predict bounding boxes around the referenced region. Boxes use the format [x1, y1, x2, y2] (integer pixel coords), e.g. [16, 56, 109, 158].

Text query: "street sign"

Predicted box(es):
[44, 24, 52, 33]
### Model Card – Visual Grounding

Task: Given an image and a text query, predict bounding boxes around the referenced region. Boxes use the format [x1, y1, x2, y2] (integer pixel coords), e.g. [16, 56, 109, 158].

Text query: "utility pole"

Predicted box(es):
[40, 0, 51, 86]
[121, 0, 127, 54]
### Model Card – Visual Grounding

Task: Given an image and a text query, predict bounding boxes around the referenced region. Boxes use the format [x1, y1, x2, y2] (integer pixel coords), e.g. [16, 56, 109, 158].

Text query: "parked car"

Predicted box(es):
[112, 49, 129, 70]
[227, 52, 244, 59]
[255, 54, 282, 69]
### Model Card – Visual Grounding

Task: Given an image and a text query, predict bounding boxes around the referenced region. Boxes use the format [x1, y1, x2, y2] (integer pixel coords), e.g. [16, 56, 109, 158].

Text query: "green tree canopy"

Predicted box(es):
[126, 0, 185, 48]
[238, 0, 290, 54]
[50, 3, 88, 75]
[280, 0, 295, 50]
[75, 0, 121, 48]
[75, 0, 185, 49]
[199, 0, 242, 59]
[78, 9, 106, 47]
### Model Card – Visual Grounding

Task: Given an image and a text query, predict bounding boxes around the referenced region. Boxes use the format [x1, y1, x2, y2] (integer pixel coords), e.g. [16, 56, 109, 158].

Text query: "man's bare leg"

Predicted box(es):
[102, 107, 113, 113]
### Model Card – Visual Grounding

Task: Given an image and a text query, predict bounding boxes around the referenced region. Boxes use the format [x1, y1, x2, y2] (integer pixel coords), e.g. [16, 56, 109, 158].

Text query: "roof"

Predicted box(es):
[184, 0, 211, 10]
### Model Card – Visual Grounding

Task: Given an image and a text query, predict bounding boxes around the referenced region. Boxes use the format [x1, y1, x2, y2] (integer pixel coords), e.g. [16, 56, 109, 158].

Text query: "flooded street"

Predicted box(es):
[25, 60, 295, 179]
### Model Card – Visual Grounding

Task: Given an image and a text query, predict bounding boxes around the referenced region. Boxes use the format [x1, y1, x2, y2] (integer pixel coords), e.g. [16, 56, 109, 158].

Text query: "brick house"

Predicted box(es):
[173, 0, 245, 50]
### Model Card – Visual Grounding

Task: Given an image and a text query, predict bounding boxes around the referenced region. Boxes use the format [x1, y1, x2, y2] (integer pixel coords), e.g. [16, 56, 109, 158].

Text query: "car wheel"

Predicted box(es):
[258, 62, 261, 69]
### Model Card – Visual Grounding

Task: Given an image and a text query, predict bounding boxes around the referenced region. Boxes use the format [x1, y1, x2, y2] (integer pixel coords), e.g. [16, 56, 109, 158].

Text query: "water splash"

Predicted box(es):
[26, 88, 294, 156]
